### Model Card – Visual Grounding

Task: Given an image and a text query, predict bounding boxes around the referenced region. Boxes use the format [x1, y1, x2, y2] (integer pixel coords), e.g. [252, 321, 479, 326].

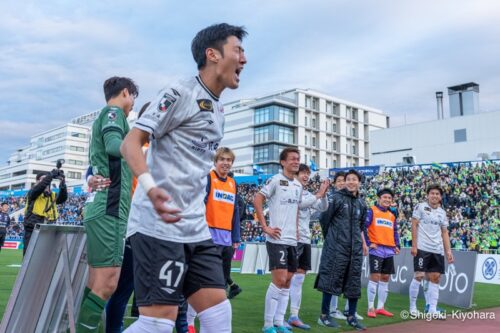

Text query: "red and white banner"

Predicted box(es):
[1, 241, 21, 250]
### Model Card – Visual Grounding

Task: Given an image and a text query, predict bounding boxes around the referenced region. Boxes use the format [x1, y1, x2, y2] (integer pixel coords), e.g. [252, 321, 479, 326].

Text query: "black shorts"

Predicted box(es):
[413, 249, 445, 274]
[296, 242, 312, 271]
[369, 254, 395, 275]
[266, 242, 297, 272]
[130, 232, 225, 306]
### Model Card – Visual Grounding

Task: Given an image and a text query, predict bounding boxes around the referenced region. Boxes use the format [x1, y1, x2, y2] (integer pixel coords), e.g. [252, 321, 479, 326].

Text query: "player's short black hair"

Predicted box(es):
[333, 171, 346, 183]
[1, 202, 8, 206]
[377, 188, 394, 198]
[298, 164, 310, 174]
[103, 77, 139, 102]
[426, 183, 443, 195]
[345, 169, 362, 182]
[191, 23, 248, 70]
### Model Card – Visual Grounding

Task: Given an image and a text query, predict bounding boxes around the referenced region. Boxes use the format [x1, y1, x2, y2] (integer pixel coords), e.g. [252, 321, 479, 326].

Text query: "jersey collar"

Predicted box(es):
[196, 76, 219, 101]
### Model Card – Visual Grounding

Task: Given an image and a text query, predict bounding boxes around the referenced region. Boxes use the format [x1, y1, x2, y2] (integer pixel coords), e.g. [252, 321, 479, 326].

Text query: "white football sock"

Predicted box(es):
[123, 315, 174, 333]
[409, 279, 421, 311]
[264, 283, 281, 328]
[289, 273, 305, 316]
[367, 280, 378, 309]
[198, 299, 232, 333]
[428, 282, 440, 313]
[274, 288, 290, 327]
[422, 279, 430, 305]
[377, 281, 389, 309]
[187, 303, 197, 326]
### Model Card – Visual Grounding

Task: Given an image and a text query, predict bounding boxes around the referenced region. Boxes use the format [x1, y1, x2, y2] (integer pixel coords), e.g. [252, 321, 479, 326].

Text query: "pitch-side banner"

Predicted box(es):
[474, 254, 500, 285]
[361, 249, 477, 308]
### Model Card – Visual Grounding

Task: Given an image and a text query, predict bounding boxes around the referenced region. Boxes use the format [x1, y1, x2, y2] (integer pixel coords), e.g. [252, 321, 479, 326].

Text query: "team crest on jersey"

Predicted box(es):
[158, 93, 177, 112]
[197, 99, 214, 112]
[108, 111, 117, 121]
[424, 206, 432, 212]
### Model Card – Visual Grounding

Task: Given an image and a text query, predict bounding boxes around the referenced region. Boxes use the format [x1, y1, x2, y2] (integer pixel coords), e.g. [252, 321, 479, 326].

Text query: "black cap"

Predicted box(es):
[377, 188, 394, 198]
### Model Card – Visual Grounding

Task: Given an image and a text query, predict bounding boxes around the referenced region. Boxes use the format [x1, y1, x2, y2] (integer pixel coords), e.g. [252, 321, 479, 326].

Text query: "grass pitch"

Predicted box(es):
[1, 249, 499, 332]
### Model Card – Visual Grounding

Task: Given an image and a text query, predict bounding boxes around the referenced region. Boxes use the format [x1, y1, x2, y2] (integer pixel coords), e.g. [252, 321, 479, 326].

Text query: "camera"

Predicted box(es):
[53, 159, 65, 179]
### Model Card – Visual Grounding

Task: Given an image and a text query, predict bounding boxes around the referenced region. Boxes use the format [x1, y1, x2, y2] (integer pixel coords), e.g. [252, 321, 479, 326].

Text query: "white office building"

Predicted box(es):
[370, 83, 500, 166]
[222, 89, 388, 174]
[0, 123, 91, 191]
[370, 110, 500, 166]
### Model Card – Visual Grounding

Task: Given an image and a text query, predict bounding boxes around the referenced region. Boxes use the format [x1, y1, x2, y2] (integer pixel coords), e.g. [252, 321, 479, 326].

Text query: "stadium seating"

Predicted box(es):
[3, 162, 498, 253]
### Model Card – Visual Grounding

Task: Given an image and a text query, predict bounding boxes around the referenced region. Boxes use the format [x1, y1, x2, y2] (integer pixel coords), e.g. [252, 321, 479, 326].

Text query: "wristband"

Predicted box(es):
[138, 172, 157, 194]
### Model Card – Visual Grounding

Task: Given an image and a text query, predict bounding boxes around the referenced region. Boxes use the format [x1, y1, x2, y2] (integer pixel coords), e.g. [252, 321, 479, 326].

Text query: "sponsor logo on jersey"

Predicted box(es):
[375, 218, 393, 228]
[197, 99, 214, 112]
[213, 190, 235, 204]
[280, 180, 289, 186]
[424, 206, 432, 212]
[190, 136, 220, 153]
[171, 88, 181, 96]
[158, 93, 177, 112]
[280, 198, 299, 205]
[108, 111, 117, 121]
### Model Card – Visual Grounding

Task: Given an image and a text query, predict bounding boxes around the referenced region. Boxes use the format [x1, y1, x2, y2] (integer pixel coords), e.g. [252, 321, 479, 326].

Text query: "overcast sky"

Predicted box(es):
[1, 0, 499, 163]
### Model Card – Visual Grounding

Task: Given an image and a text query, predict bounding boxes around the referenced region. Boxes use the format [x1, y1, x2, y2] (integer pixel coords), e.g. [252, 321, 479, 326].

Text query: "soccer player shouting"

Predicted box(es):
[121, 23, 247, 333]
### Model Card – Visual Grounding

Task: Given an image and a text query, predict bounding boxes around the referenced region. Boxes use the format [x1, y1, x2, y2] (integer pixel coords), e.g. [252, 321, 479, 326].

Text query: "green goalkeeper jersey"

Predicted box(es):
[84, 105, 132, 221]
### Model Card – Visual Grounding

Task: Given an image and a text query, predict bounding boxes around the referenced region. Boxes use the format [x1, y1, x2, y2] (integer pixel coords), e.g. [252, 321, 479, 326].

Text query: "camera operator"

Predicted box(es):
[23, 169, 68, 256]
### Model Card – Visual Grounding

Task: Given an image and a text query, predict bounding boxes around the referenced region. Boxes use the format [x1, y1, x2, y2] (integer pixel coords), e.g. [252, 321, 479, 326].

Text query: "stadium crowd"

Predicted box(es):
[2, 162, 498, 253]
[239, 162, 499, 253]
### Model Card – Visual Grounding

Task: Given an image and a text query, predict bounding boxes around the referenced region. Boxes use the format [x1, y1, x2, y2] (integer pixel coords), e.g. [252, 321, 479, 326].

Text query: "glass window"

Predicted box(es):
[305, 135, 308, 145]
[312, 137, 316, 147]
[305, 96, 311, 108]
[255, 106, 271, 124]
[326, 102, 332, 114]
[312, 118, 316, 129]
[254, 146, 269, 162]
[305, 116, 308, 127]
[312, 98, 319, 110]
[278, 106, 295, 124]
[254, 126, 270, 144]
[71, 132, 86, 139]
[278, 126, 294, 144]
[454, 129, 467, 142]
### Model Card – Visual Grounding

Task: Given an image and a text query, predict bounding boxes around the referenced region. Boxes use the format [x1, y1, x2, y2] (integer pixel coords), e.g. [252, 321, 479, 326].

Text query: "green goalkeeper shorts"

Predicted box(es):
[84, 215, 127, 267]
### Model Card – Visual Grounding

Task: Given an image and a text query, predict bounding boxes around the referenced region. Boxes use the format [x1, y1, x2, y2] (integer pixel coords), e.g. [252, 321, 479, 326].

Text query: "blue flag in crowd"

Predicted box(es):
[309, 159, 318, 171]
[253, 164, 264, 175]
